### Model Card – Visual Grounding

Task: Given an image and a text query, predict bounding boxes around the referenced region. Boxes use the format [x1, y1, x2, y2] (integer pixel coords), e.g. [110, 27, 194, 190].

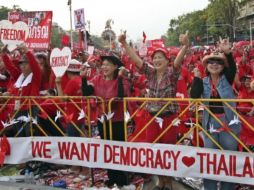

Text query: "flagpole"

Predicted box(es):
[68, 0, 73, 50]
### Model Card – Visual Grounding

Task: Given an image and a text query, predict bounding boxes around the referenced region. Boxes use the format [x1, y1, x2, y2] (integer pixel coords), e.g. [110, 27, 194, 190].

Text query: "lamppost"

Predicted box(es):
[67, 0, 73, 49]
[86, 20, 91, 33]
[250, 20, 254, 46]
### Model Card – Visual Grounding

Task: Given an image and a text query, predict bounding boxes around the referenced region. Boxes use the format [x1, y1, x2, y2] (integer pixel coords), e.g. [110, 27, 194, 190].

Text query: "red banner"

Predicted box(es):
[146, 39, 165, 48]
[8, 11, 53, 50]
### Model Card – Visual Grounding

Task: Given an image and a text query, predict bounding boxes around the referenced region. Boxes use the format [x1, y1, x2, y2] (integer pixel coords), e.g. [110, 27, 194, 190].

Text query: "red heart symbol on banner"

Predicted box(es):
[182, 156, 195, 167]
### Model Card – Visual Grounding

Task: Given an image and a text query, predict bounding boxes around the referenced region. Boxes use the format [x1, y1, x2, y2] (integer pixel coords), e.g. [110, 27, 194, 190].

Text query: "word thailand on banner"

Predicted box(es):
[4, 137, 254, 185]
[8, 11, 53, 50]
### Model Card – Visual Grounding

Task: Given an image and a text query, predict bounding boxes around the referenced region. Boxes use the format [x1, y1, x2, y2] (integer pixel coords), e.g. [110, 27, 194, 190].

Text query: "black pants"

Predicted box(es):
[98, 121, 129, 186]
[38, 117, 65, 136]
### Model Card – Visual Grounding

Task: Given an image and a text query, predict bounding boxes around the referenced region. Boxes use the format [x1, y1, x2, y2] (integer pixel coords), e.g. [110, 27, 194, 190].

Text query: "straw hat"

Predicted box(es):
[202, 51, 228, 67]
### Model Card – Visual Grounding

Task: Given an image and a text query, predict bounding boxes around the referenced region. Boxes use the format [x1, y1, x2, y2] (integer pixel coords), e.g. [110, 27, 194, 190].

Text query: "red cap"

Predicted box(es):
[151, 47, 170, 60]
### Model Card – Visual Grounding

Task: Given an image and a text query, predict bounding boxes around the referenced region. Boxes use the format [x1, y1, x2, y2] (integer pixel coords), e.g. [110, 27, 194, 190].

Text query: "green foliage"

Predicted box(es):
[165, 0, 240, 45]
[0, 6, 10, 20]
[50, 24, 64, 48]
[90, 35, 107, 49]
[165, 10, 207, 46]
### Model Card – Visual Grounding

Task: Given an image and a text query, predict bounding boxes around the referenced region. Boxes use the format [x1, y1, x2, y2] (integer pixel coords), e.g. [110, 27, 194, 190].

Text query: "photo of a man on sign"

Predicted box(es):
[74, 8, 85, 31]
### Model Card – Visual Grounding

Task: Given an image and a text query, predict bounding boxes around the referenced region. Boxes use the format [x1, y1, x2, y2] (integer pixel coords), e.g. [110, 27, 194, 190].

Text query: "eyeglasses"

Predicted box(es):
[207, 59, 224, 65]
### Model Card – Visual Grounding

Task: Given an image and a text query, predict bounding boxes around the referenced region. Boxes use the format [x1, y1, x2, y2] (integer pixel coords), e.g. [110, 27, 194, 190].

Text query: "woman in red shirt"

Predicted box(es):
[35, 52, 52, 94]
[82, 54, 130, 187]
[118, 31, 189, 190]
[1, 44, 41, 137]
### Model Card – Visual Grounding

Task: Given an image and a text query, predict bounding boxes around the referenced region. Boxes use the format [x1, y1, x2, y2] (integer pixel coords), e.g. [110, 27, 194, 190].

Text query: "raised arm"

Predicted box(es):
[1, 45, 21, 81]
[55, 77, 64, 96]
[174, 31, 189, 69]
[118, 31, 143, 69]
[16, 44, 42, 85]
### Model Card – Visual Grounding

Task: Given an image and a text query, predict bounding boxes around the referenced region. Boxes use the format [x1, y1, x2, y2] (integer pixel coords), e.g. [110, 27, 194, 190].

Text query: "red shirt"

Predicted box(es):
[237, 85, 254, 114]
[2, 51, 41, 111]
[40, 98, 62, 116]
[84, 67, 98, 81]
[64, 76, 82, 123]
[238, 63, 253, 79]
[176, 67, 190, 99]
[90, 75, 130, 122]
[50, 72, 70, 90]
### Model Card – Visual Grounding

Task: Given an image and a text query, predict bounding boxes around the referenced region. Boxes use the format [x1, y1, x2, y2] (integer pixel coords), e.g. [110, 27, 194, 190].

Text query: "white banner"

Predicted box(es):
[4, 137, 254, 185]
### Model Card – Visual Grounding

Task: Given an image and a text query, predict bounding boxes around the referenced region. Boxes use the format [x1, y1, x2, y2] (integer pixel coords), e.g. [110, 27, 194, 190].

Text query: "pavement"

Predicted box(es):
[142, 176, 194, 190]
[0, 180, 194, 190]
[0, 181, 66, 190]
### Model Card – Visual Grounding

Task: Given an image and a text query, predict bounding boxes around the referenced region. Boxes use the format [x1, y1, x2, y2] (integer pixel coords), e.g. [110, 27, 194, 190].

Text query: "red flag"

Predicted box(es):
[1, 137, 10, 155]
[0, 152, 5, 166]
[65, 113, 74, 123]
[61, 34, 70, 46]
[143, 31, 147, 43]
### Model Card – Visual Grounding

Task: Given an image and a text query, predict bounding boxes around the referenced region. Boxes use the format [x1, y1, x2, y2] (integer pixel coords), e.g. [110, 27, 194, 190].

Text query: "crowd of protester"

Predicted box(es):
[0, 31, 254, 189]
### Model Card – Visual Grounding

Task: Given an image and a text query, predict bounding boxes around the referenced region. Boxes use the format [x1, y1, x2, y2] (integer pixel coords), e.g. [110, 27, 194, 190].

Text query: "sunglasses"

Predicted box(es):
[18, 61, 28, 66]
[207, 59, 224, 65]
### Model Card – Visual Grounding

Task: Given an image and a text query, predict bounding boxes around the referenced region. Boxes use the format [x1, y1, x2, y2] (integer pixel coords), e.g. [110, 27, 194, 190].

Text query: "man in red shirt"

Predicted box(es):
[55, 59, 83, 136]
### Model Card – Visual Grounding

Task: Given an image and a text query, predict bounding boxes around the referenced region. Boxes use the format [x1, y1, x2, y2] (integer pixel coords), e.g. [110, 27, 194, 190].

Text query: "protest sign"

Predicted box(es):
[8, 11, 53, 50]
[0, 20, 29, 51]
[74, 8, 85, 31]
[4, 137, 254, 185]
[50, 47, 71, 77]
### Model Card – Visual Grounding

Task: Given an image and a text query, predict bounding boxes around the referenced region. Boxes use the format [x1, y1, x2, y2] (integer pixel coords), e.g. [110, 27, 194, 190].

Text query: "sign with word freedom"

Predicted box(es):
[8, 11, 53, 50]
[0, 20, 29, 51]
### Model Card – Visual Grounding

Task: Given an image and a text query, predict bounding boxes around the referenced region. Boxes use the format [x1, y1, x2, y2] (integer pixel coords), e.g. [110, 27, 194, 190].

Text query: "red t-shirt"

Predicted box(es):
[238, 64, 253, 80]
[64, 76, 82, 123]
[3, 51, 41, 111]
[40, 98, 62, 117]
[90, 75, 130, 122]
[237, 85, 254, 114]
[176, 67, 190, 99]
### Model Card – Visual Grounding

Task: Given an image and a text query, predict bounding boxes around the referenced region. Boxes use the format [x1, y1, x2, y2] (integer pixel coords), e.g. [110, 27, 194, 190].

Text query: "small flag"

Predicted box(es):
[143, 31, 147, 43]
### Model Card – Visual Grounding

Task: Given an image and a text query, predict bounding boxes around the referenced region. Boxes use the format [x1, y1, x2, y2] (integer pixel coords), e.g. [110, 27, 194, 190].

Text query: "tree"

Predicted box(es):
[0, 6, 10, 20]
[165, 10, 207, 46]
[50, 23, 66, 48]
[206, 0, 239, 40]
[164, 0, 240, 46]
[90, 35, 107, 49]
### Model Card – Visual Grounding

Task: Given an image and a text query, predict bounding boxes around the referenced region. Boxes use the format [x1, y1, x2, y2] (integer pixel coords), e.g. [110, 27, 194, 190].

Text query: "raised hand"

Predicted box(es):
[179, 30, 189, 46]
[0, 45, 9, 54]
[218, 36, 231, 54]
[118, 30, 127, 45]
[193, 68, 201, 78]
[16, 43, 28, 55]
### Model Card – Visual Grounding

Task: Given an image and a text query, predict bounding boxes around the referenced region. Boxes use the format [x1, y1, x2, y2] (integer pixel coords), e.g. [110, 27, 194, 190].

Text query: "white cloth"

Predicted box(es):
[14, 73, 33, 88]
